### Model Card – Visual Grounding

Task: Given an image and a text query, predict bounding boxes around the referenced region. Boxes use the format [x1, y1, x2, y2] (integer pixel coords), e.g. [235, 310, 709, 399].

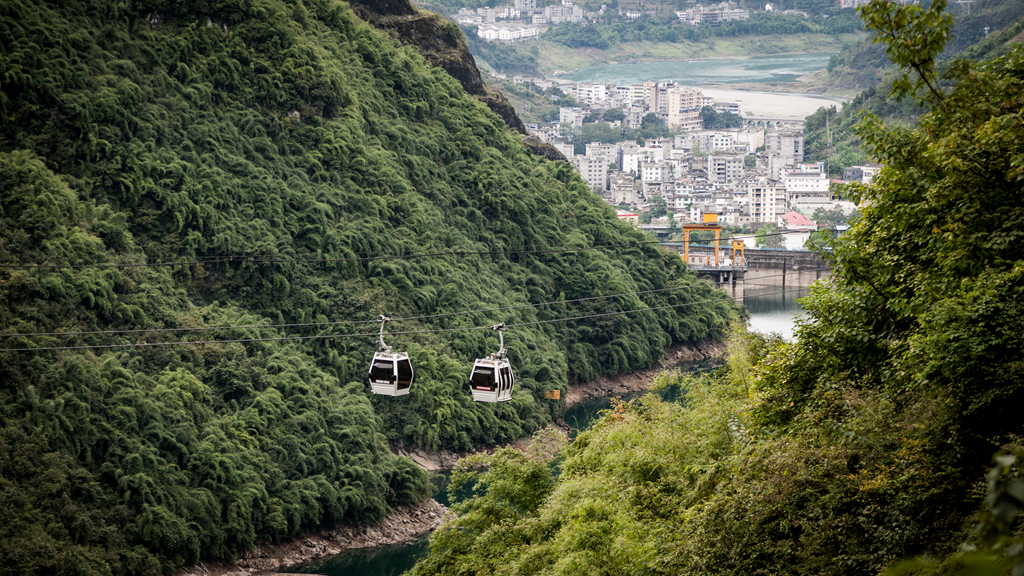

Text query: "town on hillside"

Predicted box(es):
[501, 76, 875, 248]
[455, 0, 751, 41]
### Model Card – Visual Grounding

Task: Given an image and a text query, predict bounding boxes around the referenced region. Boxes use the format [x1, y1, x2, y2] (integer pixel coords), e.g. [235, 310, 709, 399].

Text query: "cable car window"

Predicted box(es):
[397, 359, 413, 390]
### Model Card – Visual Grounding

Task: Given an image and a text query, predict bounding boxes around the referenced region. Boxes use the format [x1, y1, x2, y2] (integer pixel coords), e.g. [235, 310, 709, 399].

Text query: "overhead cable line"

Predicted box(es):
[0, 287, 811, 353]
[0, 268, 829, 339]
[0, 230, 820, 270]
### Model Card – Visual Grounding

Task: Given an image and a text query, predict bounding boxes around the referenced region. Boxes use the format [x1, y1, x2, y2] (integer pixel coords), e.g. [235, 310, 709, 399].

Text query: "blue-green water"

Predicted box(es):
[282, 538, 430, 576]
[744, 285, 809, 340]
[567, 53, 833, 86]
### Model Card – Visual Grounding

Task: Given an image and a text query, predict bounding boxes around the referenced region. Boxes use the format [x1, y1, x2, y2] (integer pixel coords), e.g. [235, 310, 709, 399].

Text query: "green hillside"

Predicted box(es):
[0, 0, 735, 574]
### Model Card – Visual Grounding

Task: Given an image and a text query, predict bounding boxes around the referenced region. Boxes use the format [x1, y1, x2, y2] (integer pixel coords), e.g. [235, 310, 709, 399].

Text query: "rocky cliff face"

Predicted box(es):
[348, 0, 529, 135]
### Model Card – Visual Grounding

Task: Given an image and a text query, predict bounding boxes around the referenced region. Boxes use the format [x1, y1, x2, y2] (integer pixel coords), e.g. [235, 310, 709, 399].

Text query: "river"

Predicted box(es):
[566, 53, 846, 118]
[566, 53, 833, 86]
[283, 289, 807, 576]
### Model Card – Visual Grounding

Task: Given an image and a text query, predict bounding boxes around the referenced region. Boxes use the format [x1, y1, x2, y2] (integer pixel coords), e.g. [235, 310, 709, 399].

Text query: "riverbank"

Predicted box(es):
[565, 340, 726, 405]
[173, 499, 448, 576]
[527, 34, 865, 77]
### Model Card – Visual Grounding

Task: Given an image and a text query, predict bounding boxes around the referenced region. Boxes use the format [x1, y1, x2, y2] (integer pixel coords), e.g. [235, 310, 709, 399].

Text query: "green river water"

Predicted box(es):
[566, 53, 833, 86]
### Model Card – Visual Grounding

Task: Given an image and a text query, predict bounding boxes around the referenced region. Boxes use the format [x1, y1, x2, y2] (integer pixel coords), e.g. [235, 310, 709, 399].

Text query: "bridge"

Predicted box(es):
[743, 116, 805, 129]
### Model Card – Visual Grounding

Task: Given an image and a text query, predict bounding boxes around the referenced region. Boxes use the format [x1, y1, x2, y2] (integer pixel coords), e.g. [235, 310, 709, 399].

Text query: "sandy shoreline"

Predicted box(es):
[701, 87, 846, 118]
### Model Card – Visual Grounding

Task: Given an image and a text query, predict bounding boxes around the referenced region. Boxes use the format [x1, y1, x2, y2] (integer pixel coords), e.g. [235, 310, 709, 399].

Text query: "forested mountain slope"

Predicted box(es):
[0, 0, 735, 574]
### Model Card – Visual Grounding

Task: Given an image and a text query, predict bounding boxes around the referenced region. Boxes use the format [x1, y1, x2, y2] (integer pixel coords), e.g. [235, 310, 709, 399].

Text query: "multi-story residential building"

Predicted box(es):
[784, 169, 831, 214]
[559, 107, 586, 127]
[666, 88, 703, 131]
[745, 177, 787, 223]
[544, 4, 584, 23]
[625, 105, 647, 128]
[552, 142, 575, 159]
[608, 173, 639, 205]
[622, 147, 667, 174]
[708, 154, 745, 183]
[572, 83, 609, 107]
[733, 127, 765, 153]
[647, 82, 678, 120]
[712, 100, 742, 115]
[574, 156, 609, 192]
[477, 23, 539, 41]
[641, 161, 668, 182]
[477, 7, 498, 22]
[843, 163, 882, 184]
[766, 130, 804, 165]
[615, 84, 648, 104]
[679, 4, 750, 26]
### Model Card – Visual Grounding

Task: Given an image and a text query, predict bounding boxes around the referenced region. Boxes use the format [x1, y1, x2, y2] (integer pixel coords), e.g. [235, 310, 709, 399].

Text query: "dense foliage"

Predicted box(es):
[0, 0, 737, 573]
[409, 1, 1024, 574]
[699, 106, 743, 130]
[542, 11, 862, 49]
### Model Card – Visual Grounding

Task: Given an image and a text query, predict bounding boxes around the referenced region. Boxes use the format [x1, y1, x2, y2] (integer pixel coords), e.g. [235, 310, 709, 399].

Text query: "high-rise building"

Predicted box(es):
[666, 88, 703, 131]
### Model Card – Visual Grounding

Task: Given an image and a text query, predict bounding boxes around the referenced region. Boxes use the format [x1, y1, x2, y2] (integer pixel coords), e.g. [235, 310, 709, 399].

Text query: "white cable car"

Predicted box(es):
[368, 315, 414, 396]
[469, 323, 514, 403]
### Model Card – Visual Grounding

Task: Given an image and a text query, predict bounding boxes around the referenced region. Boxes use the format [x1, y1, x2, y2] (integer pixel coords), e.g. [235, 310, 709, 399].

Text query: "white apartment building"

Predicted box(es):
[572, 83, 609, 107]
[666, 88, 703, 131]
[708, 154, 745, 183]
[843, 164, 882, 184]
[680, 5, 750, 26]
[641, 162, 668, 182]
[544, 4, 584, 23]
[574, 156, 609, 192]
[559, 107, 586, 127]
[477, 23, 539, 41]
[746, 178, 787, 224]
[615, 84, 649, 104]
[785, 170, 831, 214]
[553, 142, 575, 159]
[733, 127, 765, 153]
[647, 81, 677, 120]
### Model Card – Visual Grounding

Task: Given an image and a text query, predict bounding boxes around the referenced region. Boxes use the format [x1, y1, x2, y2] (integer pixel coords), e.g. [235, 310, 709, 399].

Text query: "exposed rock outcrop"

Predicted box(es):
[348, 0, 528, 134]
[522, 135, 569, 161]
[565, 341, 727, 405]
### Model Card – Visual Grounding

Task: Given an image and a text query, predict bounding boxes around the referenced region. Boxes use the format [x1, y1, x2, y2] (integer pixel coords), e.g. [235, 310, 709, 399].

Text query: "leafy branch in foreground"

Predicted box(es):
[858, 0, 954, 104]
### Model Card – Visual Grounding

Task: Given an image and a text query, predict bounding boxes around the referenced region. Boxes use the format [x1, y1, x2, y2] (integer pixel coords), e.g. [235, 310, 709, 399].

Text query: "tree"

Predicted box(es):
[602, 107, 625, 123]
[811, 206, 849, 226]
[650, 195, 667, 218]
[641, 113, 663, 130]
[700, 106, 743, 129]
[755, 223, 783, 248]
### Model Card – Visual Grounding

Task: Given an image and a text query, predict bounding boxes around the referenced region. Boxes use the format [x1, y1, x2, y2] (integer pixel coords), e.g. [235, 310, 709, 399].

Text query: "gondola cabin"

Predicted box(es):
[368, 314, 414, 396]
[469, 356, 514, 403]
[368, 351, 414, 396]
[470, 323, 514, 403]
